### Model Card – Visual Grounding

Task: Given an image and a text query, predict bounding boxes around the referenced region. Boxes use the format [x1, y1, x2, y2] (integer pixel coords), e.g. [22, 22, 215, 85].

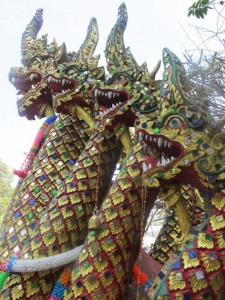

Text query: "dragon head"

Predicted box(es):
[135, 48, 223, 193]
[93, 3, 161, 131]
[8, 9, 67, 120]
[46, 17, 105, 131]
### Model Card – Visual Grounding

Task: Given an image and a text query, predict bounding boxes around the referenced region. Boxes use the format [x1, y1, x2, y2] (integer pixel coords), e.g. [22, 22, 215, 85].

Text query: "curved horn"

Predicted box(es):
[105, 3, 139, 72]
[21, 8, 43, 58]
[76, 17, 99, 65]
[158, 48, 209, 128]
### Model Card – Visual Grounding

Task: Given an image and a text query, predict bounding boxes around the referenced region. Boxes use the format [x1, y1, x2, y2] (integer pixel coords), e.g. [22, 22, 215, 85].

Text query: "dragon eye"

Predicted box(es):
[67, 69, 75, 75]
[113, 74, 126, 83]
[168, 117, 183, 128]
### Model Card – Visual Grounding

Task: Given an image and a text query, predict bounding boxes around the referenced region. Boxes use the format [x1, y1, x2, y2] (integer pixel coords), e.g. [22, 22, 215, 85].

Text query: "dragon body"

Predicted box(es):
[2, 3, 225, 300]
[0, 9, 106, 300]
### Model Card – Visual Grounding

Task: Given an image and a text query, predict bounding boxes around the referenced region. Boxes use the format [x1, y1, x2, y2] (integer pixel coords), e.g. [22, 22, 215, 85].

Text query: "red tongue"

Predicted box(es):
[101, 106, 108, 112]
[146, 156, 158, 167]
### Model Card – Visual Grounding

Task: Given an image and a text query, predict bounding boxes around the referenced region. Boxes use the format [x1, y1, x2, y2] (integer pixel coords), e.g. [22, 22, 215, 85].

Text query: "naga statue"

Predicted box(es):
[1, 2, 225, 300]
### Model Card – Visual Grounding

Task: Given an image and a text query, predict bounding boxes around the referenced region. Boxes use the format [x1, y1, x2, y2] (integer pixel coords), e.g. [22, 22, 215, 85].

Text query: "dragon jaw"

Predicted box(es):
[9, 69, 52, 120]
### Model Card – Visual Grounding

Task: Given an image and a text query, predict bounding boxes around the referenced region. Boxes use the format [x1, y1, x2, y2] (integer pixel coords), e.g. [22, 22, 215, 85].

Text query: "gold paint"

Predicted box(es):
[114, 265, 125, 281]
[175, 294, 184, 300]
[83, 275, 100, 293]
[58, 232, 69, 244]
[101, 238, 116, 253]
[100, 272, 114, 289]
[201, 253, 220, 273]
[112, 193, 125, 206]
[61, 206, 73, 219]
[182, 252, 200, 269]
[118, 128, 132, 155]
[26, 281, 41, 297]
[76, 170, 87, 180]
[168, 272, 186, 291]
[98, 226, 109, 239]
[198, 233, 214, 249]
[217, 232, 225, 249]
[39, 278, 53, 294]
[119, 178, 132, 190]
[211, 132, 225, 151]
[11, 285, 24, 300]
[109, 220, 122, 235]
[93, 256, 108, 273]
[189, 272, 207, 293]
[90, 241, 100, 257]
[166, 189, 191, 243]
[71, 285, 84, 298]
[74, 106, 95, 131]
[104, 208, 117, 222]
[209, 271, 224, 294]
[210, 215, 225, 231]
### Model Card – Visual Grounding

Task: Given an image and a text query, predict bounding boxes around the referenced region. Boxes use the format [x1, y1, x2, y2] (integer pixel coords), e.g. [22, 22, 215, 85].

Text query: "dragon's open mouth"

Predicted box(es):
[9, 72, 42, 95]
[47, 75, 77, 98]
[138, 131, 183, 170]
[94, 88, 129, 115]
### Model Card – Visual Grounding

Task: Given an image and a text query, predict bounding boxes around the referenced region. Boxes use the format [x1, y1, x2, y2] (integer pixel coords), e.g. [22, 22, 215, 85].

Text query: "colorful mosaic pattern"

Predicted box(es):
[1, 3, 225, 300]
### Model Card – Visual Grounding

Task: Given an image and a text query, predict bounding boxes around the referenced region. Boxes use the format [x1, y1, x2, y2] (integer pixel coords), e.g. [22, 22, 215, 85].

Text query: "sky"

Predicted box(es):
[0, 0, 220, 174]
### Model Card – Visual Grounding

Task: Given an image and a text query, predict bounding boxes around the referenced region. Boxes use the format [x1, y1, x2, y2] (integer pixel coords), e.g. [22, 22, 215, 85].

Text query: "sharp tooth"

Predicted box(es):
[164, 140, 167, 147]
[138, 132, 144, 142]
[161, 157, 167, 166]
[29, 74, 34, 81]
[112, 104, 116, 108]
[143, 162, 148, 172]
[143, 143, 147, 150]
[148, 163, 152, 169]
[31, 84, 35, 89]
[52, 95, 56, 100]
[154, 138, 157, 142]
[145, 135, 149, 141]
[168, 142, 172, 148]
[108, 91, 112, 98]
[158, 138, 163, 148]
[157, 161, 161, 166]
[112, 93, 116, 98]
[94, 89, 98, 98]
[11, 77, 15, 84]
[166, 158, 171, 164]
[149, 136, 152, 142]
[66, 80, 69, 84]
[171, 156, 175, 161]
[62, 79, 65, 86]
